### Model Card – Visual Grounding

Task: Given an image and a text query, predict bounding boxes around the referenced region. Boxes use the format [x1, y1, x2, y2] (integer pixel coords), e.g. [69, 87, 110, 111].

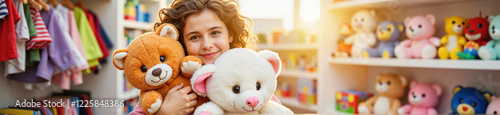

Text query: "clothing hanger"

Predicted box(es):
[35, 0, 50, 10]
[47, 0, 58, 7]
[75, 1, 87, 11]
[28, 0, 42, 10]
[62, 0, 75, 10]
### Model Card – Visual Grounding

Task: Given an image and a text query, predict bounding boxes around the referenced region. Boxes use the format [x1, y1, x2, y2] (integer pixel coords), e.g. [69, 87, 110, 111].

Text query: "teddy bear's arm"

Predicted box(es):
[258, 101, 293, 114]
[386, 98, 402, 114]
[140, 91, 163, 115]
[486, 40, 496, 47]
[367, 33, 377, 46]
[429, 37, 441, 46]
[400, 40, 411, 47]
[397, 104, 412, 114]
[193, 101, 224, 115]
[427, 108, 438, 114]
[358, 96, 378, 114]
[181, 56, 203, 77]
[459, 36, 467, 45]
[344, 35, 356, 45]
[441, 35, 449, 45]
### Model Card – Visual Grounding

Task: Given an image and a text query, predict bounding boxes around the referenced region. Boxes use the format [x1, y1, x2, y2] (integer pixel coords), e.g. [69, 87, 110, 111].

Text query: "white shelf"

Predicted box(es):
[280, 70, 318, 79]
[257, 44, 318, 51]
[119, 89, 140, 100]
[327, 0, 477, 11]
[277, 96, 318, 112]
[330, 58, 500, 70]
[123, 20, 153, 30]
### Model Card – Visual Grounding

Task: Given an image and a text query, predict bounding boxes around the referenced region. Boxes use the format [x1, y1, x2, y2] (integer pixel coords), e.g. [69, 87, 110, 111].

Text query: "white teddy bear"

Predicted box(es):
[190, 48, 294, 115]
[344, 9, 379, 58]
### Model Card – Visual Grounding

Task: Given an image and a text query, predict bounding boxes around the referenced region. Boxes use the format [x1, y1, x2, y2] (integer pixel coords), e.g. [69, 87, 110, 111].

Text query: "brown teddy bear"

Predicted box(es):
[112, 24, 210, 115]
[358, 73, 408, 114]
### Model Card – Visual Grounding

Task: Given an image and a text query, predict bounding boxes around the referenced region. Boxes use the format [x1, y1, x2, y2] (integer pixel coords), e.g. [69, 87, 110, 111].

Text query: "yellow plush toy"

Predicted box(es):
[112, 24, 210, 115]
[438, 16, 467, 59]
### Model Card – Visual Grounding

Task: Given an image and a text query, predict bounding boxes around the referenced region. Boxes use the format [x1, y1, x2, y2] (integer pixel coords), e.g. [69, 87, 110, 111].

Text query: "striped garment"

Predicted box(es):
[0, 0, 8, 21]
[26, 6, 51, 49]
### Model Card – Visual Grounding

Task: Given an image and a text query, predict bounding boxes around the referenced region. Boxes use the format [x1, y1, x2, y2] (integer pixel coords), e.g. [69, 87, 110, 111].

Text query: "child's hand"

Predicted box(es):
[154, 83, 198, 115]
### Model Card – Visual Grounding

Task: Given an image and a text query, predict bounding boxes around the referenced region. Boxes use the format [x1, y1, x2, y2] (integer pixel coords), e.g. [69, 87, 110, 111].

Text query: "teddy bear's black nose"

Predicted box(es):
[152, 68, 162, 76]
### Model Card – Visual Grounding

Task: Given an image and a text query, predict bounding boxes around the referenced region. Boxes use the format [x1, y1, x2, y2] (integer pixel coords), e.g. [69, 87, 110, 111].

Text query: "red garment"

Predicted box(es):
[85, 11, 108, 61]
[0, 0, 20, 61]
[26, 7, 52, 49]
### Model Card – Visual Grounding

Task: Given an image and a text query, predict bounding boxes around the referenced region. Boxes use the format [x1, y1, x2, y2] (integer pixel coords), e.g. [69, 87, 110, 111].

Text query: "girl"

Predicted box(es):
[130, 0, 257, 114]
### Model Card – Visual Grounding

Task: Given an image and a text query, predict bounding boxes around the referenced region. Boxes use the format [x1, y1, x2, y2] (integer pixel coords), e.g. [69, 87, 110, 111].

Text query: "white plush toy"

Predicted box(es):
[190, 48, 294, 115]
[345, 9, 379, 58]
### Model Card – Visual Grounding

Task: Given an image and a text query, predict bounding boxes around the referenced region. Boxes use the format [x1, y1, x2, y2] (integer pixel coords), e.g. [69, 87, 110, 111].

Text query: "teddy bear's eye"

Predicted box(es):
[467, 24, 470, 29]
[452, 21, 456, 24]
[472, 101, 478, 107]
[232, 85, 240, 94]
[418, 24, 422, 28]
[141, 65, 147, 72]
[160, 56, 166, 62]
[421, 94, 426, 98]
[478, 23, 483, 28]
[459, 98, 463, 103]
[387, 81, 391, 85]
[361, 18, 364, 22]
[493, 111, 497, 114]
[462, 22, 465, 25]
[256, 82, 261, 90]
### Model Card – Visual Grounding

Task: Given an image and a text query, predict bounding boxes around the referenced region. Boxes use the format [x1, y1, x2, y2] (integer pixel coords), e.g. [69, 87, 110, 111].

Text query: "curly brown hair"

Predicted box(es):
[154, 0, 256, 51]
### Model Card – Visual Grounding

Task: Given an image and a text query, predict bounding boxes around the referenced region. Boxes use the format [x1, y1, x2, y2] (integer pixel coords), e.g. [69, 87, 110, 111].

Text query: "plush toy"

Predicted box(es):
[190, 48, 293, 114]
[479, 14, 500, 60]
[398, 81, 442, 114]
[394, 14, 441, 59]
[486, 96, 500, 114]
[451, 86, 492, 114]
[112, 24, 210, 115]
[362, 21, 404, 59]
[358, 73, 408, 114]
[333, 23, 353, 57]
[438, 16, 467, 60]
[457, 13, 491, 59]
[344, 10, 378, 58]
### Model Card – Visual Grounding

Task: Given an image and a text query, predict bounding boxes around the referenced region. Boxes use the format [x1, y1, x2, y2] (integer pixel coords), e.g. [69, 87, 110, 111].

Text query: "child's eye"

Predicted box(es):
[190, 36, 200, 40]
[211, 31, 221, 36]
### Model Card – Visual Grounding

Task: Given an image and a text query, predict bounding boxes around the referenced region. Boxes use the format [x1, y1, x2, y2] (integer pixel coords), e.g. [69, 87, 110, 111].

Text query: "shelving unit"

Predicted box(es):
[257, 44, 318, 51]
[277, 96, 318, 112]
[123, 20, 153, 30]
[318, 0, 500, 114]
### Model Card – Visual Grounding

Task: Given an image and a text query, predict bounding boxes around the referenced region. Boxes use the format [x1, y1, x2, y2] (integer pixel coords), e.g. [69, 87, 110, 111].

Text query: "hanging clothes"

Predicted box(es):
[0, 0, 20, 62]
[73, 7, 102, 68]
[85, 10, 108, 63]
[0, 0, 8, 20]
[1, 0, 29, 77]
[26, 6, 51, 50]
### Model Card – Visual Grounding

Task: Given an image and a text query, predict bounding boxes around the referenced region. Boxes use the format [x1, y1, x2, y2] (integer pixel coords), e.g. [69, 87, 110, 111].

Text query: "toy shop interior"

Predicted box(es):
[1, 0, 500, 114]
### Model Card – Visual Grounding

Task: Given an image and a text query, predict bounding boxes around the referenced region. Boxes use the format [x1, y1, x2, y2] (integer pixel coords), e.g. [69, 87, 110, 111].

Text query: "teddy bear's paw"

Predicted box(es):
[198, 112, 212, 115]
[181, 61, 202, 75]
[147, 99, 162, 115]
[357, 105, 370, 114]
[397, 108, 406, 114]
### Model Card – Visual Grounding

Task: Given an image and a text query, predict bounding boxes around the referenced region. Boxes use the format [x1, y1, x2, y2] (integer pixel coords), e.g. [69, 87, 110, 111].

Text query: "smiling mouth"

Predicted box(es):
[201, 51, 218, 58]
[150, 71, 168, 83]
[465, 33, 481, 40]
[242, 107, 256, 112]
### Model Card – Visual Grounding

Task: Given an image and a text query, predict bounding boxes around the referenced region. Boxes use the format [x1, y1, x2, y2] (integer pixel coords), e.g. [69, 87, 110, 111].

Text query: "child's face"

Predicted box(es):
[183, 9, 233, 64]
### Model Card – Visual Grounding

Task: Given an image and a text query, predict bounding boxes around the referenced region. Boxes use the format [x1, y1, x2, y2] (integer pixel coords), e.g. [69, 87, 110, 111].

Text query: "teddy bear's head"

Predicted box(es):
[407, 81, 442, 108]
[488, 15, 500, 40]
[486, 96, 500, 114]
[405, 14, 436, 40]
[445, 16, 467, 35]
[376, 21, 404, 42]
[112, 24, 183, 90]
[465, 15, 490, 41]
[374, 73, 408, 98]
[190, 48, 281, 113]
[451, 86, 492, 114]
[351, 10, 378, 33]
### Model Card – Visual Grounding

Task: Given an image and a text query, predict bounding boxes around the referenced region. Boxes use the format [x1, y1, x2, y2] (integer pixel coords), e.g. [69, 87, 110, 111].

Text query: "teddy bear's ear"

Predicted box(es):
[432, 84, 442, 96]
[258, 50, 281, 76]
[409, 80, 418, 89]
[488, 15, 495, 22]
[399, 75, 408, 87]
[484, 92, 493, 102]
[405, 17, 412, 26]
[112, 48, 128, 70]
[191, 64, 216, 97]
[426, 14, 436, 25]
[398, 22, 404, 32]
[453, 85, 463, 94]
[156, 23, 179, 40]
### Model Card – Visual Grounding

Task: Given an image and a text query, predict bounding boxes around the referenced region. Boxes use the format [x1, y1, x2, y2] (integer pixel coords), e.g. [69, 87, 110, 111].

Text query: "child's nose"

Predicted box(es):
[202, 38, 214, 49]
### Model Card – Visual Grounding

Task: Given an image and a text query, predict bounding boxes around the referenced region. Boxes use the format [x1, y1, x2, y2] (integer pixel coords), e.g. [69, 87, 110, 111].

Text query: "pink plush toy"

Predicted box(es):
[486, 96, 500, 114]
[395, 14, 441, 59]
[398, 81, 442, 115]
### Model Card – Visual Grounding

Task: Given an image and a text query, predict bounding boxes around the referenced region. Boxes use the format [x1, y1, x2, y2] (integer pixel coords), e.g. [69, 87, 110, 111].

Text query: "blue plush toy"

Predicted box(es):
[362, 21, 404, 58]
[451, 86, 492, 114]
[479, 15, 500, 60]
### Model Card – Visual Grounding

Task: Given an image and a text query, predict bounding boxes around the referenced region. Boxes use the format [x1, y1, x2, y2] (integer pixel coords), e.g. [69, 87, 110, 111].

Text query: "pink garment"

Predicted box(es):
[128, 95, 281, 115]
[51, 10, 88, 90]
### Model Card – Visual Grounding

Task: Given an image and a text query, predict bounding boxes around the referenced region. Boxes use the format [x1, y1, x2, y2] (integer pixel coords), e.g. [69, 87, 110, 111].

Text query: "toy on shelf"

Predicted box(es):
[333, 23, 353, 57]
[336, 90, 372, 114]
[344, 10, 378, 58]
[479, 14, 500, 60]
[190, 48, 293, 114]
[112, 24, 210, 115]
[298, 78, 317, 105]
[394, 14, 440, 59]
[358, 73, 408, 114]
[457, 13, 491, 59]
[438, 16, 467, 60]
[486, 96, 500, 114]
[451, 86, 492, 114]
[398, 81, 442, 114]
[362, 21, 404, 59]
[275, 82, 292, 98]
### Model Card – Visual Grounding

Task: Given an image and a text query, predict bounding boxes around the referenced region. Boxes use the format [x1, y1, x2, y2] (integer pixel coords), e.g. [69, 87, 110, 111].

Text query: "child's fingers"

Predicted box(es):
[179, 85, 192, 94]
[187, 107, 195, 114]
[168, 83, 184, 93]
[187, 93, 197, 101]
[188, 100, 197, 107]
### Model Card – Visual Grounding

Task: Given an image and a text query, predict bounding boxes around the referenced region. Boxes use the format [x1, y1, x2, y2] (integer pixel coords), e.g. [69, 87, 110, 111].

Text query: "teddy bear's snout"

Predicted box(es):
[246, 97, 259, 107]
[152, 68, 162, 76]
